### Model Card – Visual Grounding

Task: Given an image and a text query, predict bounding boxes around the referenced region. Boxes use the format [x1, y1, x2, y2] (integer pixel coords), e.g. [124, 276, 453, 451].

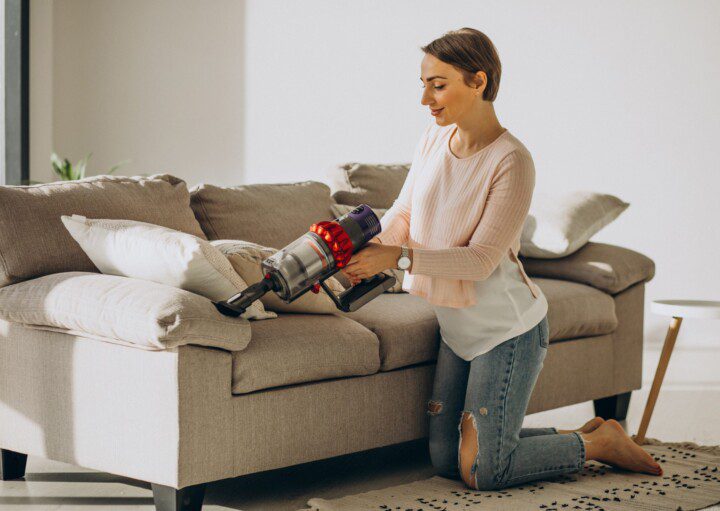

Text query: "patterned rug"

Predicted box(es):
[300, 436, 720, 511]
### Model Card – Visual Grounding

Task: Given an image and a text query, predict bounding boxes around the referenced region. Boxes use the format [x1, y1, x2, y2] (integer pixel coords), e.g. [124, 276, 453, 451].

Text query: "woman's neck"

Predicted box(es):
[452, 103, 505, 154]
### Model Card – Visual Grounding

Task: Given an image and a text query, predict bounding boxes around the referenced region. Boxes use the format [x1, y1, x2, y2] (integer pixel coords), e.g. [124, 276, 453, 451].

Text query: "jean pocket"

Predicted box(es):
[538, 318, 549, 349]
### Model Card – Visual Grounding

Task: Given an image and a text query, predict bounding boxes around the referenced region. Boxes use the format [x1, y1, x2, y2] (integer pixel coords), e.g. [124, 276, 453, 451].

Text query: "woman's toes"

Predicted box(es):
[646, 459, 663, 475]
[603, 430, 664, 476]
[579, 416, 605, 433]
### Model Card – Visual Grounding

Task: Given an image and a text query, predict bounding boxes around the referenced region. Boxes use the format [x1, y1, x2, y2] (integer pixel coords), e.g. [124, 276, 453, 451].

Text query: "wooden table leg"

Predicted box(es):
[634, 316, 682, 445]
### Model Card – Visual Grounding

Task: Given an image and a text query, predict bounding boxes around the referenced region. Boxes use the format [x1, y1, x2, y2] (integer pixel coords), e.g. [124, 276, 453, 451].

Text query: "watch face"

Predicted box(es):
[398, 256, 411, 270]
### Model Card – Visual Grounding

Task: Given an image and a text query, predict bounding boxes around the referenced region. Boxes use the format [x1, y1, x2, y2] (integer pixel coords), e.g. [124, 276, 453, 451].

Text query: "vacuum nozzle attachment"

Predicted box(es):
[213, 276, 277, 317]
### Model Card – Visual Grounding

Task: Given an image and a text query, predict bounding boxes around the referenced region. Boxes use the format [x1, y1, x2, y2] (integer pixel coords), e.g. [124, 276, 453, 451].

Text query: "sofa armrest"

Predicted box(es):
[0, 272, 252, 352]
[0, 319, 233, 488]
[519, 242, 655, 295]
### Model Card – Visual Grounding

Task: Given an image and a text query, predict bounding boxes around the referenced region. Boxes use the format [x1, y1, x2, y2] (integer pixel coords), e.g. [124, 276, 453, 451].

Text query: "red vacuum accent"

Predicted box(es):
[309, 221, 354, 269]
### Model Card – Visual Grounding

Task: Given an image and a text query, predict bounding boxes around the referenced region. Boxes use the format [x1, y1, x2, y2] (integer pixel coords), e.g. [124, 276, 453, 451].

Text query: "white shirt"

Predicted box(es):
[431, 253, 549, 361]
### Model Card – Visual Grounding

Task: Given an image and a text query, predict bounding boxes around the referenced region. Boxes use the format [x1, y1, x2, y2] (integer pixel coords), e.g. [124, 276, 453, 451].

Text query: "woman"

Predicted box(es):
[341, 28, 663, 491]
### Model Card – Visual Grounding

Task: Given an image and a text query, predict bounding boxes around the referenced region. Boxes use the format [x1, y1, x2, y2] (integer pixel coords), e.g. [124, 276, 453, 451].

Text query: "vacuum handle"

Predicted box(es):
[320, 272, 396, 312]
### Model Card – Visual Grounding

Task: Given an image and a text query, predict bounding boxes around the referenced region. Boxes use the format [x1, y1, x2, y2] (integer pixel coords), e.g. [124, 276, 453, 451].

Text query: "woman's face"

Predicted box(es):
[420, 53, 485, 126]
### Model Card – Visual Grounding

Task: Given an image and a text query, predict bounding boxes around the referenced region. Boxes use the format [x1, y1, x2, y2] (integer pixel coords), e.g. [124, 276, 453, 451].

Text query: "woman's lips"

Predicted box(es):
[431, 108, 444, 116]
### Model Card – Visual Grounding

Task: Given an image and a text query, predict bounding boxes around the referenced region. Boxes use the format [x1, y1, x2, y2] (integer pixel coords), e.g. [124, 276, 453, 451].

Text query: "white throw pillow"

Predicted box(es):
[520, 191, 630, 259]
[60, 215, 277, 320]
[329, 203, 405, 293]
[211, 239, 347, 314]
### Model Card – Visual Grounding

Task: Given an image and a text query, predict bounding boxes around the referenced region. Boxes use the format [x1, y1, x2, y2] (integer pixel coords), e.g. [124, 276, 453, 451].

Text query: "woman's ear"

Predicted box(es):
[474, 70, 487, 95]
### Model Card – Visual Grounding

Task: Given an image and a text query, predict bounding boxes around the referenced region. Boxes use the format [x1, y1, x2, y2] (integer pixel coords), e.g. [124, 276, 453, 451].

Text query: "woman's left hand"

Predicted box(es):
[343, 242, 398, 283]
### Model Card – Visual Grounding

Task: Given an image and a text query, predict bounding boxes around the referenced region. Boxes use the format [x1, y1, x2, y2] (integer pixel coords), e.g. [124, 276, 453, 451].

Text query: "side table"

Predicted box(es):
[634, 299, 720, 445]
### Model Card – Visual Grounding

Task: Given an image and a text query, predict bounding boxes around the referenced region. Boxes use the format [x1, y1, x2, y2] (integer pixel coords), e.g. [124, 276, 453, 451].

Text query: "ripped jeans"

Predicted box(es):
[426, 314, 586, 490]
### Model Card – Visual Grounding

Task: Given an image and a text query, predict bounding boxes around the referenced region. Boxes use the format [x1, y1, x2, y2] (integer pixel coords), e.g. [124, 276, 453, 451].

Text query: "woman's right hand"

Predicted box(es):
[340, 268, 361, 286]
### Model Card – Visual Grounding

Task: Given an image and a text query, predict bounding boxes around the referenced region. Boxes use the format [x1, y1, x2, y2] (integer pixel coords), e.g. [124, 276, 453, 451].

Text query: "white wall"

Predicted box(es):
[31, 0, 720, 347]
[31, 0, 245, 186]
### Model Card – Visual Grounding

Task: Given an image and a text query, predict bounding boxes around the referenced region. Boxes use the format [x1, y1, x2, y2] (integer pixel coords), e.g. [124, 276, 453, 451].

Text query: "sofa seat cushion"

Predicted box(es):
[519, 242, 655, 295]
[535, 277, 618, 341]
[231, 313, 380, 394]
[335, 278, 617, 371]
[335, 293, 440, 371]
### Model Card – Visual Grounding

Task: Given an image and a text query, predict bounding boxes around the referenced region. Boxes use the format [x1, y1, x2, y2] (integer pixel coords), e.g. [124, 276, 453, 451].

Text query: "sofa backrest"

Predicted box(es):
[0, 174, 205, 288]
[189, 181, 337, 248]
[326, 162, 410, 209]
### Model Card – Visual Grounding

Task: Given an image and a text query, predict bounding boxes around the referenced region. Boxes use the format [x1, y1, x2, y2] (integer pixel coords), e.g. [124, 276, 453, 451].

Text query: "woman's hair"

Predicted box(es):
[421, 28, 502, 102]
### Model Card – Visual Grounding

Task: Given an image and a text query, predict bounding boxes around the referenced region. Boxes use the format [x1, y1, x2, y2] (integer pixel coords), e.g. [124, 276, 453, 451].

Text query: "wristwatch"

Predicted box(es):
[396, 245, 411, 270]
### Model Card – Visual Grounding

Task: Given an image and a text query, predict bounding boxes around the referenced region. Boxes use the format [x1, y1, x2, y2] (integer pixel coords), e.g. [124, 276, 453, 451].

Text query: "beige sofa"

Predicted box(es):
[0, 171, 655, 511]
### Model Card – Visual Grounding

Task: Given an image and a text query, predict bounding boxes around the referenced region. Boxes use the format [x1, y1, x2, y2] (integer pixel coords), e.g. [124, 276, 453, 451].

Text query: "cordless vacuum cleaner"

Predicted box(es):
[213, 204, 396, 317]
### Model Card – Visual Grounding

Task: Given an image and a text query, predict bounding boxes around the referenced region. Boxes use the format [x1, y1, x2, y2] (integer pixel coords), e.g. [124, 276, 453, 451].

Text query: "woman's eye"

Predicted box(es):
[435, 85, 445, 90]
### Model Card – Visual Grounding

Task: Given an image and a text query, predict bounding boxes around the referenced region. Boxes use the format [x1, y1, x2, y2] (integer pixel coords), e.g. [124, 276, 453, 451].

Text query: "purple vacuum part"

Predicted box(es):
[341, 204, 382, 249]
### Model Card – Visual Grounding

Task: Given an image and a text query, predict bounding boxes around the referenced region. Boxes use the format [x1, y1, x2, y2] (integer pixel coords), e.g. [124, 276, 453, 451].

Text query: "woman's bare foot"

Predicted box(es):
[556, 416, 605, 435]
[581, 419, 663, 476]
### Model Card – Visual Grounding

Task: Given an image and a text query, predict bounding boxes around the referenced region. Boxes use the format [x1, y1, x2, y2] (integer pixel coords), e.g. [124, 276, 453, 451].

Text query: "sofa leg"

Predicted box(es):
[1, 449, 28, 480]
[593, 391, 632, 421]
[151, 482, 206, 511]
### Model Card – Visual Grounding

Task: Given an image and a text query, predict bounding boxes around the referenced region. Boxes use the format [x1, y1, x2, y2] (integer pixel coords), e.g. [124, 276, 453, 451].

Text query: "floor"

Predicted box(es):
[1, 342, 718, 511]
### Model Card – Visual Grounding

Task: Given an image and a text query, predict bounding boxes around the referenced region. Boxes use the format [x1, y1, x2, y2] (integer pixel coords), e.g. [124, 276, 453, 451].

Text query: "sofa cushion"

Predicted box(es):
[60, 216, 276, 321]
[336, 278, 617, 371]
[231, 313, 380, 394]
[189, 181, 336, 248]
[520, 242, 655, 295]
[535, 277, 618, 341]
[0, 174, 205, 288]
[335, 292, 440, 371]
[0, 272, 252, 351]
[326, 162, 410, 209]
[520, 190, 629, 258]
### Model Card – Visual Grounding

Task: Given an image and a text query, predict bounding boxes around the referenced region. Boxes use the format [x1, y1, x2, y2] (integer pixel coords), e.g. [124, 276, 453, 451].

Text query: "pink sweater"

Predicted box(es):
[374, 122, 542, 308]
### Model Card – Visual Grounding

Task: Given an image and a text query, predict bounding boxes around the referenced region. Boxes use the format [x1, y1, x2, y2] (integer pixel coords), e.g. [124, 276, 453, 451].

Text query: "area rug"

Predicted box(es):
[300, 437, 720, 511]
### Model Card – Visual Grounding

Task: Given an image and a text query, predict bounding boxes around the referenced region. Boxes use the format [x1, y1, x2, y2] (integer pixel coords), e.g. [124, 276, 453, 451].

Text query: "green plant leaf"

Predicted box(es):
[75, 152, 92, 180]
[50, 152, 67, 179]
[62, 158, 73, 180]
[50, 151, 134, 180]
